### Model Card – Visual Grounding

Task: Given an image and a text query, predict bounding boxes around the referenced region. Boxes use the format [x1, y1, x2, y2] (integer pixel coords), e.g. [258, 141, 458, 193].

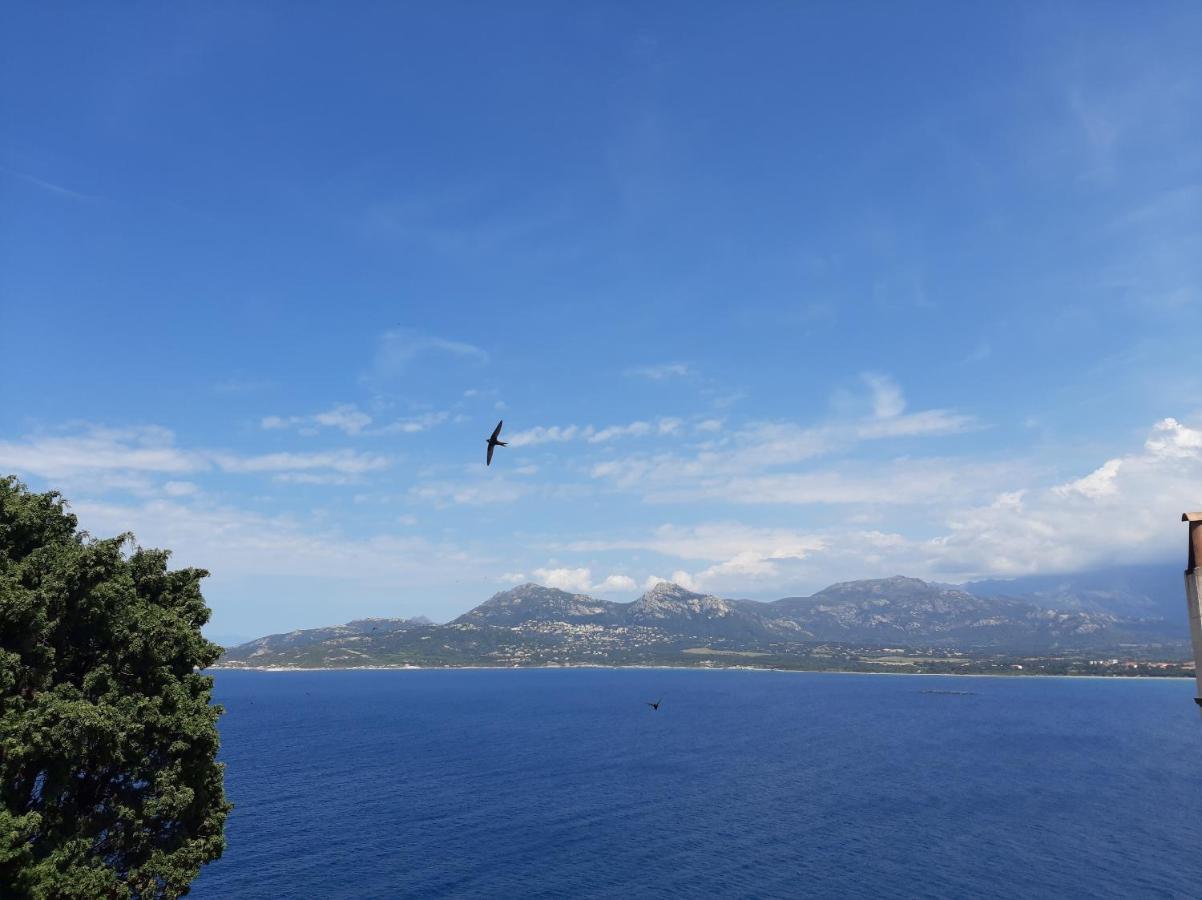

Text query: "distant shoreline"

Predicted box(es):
[207, 664, 1194, 682]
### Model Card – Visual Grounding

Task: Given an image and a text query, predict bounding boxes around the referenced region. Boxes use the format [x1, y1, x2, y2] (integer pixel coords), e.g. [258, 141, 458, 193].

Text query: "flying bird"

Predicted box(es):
[647, 697, 662, 711]
[486, 419, 507, 466]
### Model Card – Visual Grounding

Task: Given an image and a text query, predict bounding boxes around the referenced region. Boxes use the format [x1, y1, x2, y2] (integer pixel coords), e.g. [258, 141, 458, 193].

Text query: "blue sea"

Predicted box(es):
[193, 669, 1202, 899]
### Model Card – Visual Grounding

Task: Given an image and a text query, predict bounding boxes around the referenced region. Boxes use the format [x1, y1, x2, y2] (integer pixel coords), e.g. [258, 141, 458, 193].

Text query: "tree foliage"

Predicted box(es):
[0, 476, 230, 898]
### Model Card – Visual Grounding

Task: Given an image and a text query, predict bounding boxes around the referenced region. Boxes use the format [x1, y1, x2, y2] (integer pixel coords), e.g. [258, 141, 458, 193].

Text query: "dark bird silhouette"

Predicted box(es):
[647, 697, 662, 711]
[485, 419, 507, 466]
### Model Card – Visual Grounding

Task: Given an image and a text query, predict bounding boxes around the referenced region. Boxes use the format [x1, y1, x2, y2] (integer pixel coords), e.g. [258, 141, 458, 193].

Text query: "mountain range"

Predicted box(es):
[215, 570, 1190, 670]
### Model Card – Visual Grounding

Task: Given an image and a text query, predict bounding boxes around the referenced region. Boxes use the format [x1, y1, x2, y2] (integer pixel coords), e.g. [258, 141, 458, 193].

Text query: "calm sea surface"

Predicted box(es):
[193, 669, 1202, 899]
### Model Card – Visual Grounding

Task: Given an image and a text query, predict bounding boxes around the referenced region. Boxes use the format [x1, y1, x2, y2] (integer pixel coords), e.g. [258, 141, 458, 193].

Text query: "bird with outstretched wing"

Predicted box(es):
[486, 420, 507, 466]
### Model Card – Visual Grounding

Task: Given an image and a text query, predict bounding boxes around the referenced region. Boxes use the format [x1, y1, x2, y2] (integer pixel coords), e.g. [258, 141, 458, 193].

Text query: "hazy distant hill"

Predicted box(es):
[963, 564, 1185, 622]
[216, 574, 1189, 670]
[766, 575, 1137, 646]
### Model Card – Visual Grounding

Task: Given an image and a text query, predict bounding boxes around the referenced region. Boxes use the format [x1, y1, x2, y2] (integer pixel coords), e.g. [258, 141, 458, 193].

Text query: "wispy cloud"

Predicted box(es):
[371, 411, 450, 435]
[262, 404, 372, 435]
[0, 426, 202, 478]
[0, 165, 98, 201]
[409, 479, 525, 507]
[589, 394, 979, 501]
[365, 329, 488, 383]
[556, 523, 828, 595]
[213, 449, 388, 476]
[0, 425, 388, 482]
[539, 416, 1202, 594]
[68, 497, 473, 583]
[506, 425, 583, 447]
[494, 378, 978, 508]
[507, 418, 685, 448]
[637, 459, 1011, 507]
[563, 522, 827, 565]
[263, 407, 452, 437]
[626, 362, 692, 380]
[862, 372, 906, 419]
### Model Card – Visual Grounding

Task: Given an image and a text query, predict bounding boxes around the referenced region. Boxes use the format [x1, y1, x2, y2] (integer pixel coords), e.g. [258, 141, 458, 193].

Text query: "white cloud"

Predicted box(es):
[586, 378, 979, 502]
[921, 418, 1202, 577]
[163, 480, 199, 497]
[668, 570, 699, 591]
[1145, 417, 1202, 458]
[1053, 459, 1122, 498]
[592, 442, 990, 505]
[592, 574, 637, 593]
[565, 522, 826, 563]
[66, 497, 472, 583]
[214, 449, 388, 475]
[589, 421, 652, 443]
[498, 572, 527, 584]
[509, 418, 688, 448]
[563, 523, 828, 595]
[372, 411, 449, 435]
[0, 425, 389, 484]
[562, 416, 1202, 591]
[507, 425, 582, 447]
[649, 412, 1201, 589]
[262, 404, 373, 435]
[532, 567, 594, 592]
[668, 460, 1008, 507]
[662, 556, 807, 592]
[314, 405, 373, 434]
[0, 426, 203, 478]
[854, 409, 976, 439]
[523, 568, 642, 595]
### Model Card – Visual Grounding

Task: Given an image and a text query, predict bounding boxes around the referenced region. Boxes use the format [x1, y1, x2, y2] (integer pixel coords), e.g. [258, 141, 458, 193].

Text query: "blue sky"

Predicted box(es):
[2, 4, 1200, 639]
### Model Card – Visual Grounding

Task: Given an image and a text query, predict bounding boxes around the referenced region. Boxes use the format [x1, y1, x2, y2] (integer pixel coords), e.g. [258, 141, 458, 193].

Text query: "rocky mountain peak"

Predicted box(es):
[639, 581, 703, 603]
[630, 582, 742, 620]
[455, 583, 620, 625]
[487, 583, 585, 604]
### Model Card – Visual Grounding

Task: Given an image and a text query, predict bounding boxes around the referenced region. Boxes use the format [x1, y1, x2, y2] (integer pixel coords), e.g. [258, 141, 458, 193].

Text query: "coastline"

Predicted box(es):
[207, 663, 1194, 681]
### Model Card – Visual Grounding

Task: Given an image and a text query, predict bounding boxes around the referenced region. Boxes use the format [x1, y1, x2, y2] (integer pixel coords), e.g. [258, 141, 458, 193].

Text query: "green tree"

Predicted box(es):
[0, 476, 230, 898]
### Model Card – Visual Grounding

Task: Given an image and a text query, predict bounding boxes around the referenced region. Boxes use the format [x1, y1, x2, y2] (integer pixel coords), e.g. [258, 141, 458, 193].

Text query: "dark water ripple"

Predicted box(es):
[193, 670, 1202, 899]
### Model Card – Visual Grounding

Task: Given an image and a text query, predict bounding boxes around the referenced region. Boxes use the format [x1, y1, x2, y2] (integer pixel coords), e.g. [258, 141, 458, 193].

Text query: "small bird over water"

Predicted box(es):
[647, 697, 662, 711]
[486, 419, 507, 466]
